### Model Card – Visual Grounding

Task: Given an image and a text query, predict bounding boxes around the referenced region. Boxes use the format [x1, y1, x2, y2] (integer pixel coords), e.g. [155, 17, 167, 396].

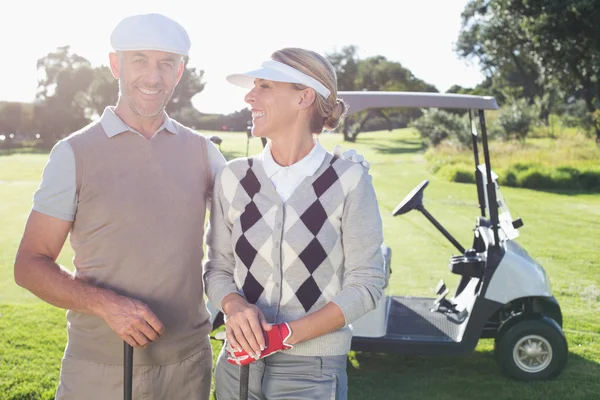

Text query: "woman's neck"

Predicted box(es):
[268, 129, 316, 167]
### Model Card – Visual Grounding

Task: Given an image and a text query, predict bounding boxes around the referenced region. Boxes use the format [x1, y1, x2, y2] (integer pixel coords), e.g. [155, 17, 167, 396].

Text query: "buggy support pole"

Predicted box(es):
[469, 110, 486, 218]
[478, 110, 500, 247]
[239, 364, 250, 400]
[124, 342, 133, 400]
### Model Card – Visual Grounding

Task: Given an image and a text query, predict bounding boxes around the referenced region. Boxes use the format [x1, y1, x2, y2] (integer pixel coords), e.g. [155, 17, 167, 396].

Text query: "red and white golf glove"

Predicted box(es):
[226, 322, 293, 366]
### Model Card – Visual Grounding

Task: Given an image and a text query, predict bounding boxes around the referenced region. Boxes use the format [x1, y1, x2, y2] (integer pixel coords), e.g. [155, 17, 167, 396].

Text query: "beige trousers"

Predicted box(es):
[55, 348, 212, 400]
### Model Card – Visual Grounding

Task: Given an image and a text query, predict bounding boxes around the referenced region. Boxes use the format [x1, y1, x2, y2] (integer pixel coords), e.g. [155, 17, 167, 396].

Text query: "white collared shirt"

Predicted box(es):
[260, 140, 327, 202]
[32, 107, 225, 221]
[100, 106, 178, 138]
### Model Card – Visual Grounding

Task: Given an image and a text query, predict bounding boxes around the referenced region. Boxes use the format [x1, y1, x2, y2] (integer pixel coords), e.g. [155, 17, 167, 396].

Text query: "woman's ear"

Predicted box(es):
[298, 88, 316, 110]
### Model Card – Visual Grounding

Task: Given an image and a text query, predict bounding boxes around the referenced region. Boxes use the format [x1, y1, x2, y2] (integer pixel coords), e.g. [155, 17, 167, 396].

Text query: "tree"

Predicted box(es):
[87, 66, 118, 118]
[33, 47, 207, 148]
[515, 0, 600, 139]
[166, 58, 205, 115]
[35, 46, 94, 147]
[456, 1, 547, 109]
[327, 45, 360, 91]
[36, 46, 93, 102]
[457, 0, 600, 140]
[0, 102, 23, 134]
[326, 47, 438, 141]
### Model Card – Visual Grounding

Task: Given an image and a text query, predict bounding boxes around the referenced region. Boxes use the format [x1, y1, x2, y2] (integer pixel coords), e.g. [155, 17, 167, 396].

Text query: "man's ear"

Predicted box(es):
[108, 52, 120, 79]
[298, 88, 316, 110]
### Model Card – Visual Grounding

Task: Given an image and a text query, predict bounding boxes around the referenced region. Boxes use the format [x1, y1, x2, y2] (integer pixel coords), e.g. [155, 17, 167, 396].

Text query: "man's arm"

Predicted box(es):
[15, 138, 165, 348]
[206, 139, 227, 181]
[14, 210, 100, 313]
[204, 138, 227, 210]
[14, 211, 164, 348]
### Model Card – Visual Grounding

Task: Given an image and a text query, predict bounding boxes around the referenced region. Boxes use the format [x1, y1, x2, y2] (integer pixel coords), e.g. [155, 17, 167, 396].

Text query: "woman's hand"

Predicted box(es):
[221, 293, 271, 359]
[226, 322, 293, 366]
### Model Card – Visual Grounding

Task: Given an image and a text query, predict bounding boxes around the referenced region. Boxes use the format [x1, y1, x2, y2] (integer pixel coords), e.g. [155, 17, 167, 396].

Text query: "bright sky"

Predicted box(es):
[1, 0, 483, 115]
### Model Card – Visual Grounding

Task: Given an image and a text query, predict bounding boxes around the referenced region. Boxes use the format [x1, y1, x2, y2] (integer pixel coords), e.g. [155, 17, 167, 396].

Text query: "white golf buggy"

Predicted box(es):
[338, 91, 568, 381]
[208, 91, 568, 381]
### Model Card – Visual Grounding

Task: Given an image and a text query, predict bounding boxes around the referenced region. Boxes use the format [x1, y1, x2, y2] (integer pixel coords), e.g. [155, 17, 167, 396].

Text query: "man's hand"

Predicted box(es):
[100, 293, 165, 348]
[15, 211, 164, 349]
[222, 293, 271, 359]
[226, 323, 293, 366]
[333, 144, 370, 169]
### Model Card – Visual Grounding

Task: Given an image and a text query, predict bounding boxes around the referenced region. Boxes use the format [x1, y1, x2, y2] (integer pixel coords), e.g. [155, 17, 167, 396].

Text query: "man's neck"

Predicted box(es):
[113, 103, 165, 139]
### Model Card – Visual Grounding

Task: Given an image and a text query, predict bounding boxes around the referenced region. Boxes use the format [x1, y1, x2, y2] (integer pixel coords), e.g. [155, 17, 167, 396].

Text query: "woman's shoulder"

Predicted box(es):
[216, 156, 260, 180]
[315, 152, 370, 194]
[326, 152, 368, 176]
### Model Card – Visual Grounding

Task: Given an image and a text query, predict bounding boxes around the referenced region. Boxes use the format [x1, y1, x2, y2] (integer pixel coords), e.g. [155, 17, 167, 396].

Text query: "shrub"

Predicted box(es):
[497, 164, 600, 192]
[503, 170, 518, 187]
[412, 109, 470, 148]
[578, 170, 600, 190]
[436, 164, 475, 184]
[495, 98, 537, 142]
[516, 168, 555, 189]
[556, 99, 595, 133]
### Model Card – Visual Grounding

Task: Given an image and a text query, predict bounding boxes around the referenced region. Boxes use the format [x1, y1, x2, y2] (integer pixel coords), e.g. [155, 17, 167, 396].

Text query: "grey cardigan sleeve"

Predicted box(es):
[203, 167, 242, 312]
[331, 170, 385, 326]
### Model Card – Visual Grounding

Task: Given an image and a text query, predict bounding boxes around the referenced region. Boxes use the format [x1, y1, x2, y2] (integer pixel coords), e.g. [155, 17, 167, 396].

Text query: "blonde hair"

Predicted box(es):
[271, 48, 347, 133]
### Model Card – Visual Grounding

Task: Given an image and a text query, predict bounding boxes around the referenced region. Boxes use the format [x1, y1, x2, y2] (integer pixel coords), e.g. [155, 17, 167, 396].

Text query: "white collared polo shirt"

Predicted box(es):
[32, 107, 226, 221]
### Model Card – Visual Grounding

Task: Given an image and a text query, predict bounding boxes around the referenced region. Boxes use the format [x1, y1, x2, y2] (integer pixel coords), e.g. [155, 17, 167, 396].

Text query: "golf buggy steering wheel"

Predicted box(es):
[392, 180, 429, 216]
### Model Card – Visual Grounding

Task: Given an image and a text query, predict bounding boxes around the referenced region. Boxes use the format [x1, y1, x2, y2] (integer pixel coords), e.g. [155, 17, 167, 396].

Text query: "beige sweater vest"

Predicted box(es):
[64, 120, 212, 365]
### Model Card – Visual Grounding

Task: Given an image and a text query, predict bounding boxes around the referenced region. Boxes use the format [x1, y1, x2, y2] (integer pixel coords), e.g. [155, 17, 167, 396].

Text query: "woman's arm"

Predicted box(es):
[203, 169, 239, 307]
[286, 302, 345, 345]
[203, 168, 269, 357]
[288, 168, 386, 344]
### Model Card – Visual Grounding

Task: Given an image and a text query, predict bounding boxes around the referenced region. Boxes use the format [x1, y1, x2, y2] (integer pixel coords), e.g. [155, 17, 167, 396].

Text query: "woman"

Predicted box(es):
[203, 47, 385, 400]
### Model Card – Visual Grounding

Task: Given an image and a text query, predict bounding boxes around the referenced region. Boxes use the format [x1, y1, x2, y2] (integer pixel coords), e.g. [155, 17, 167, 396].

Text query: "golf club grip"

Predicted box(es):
[124, 342, 133, 400]
[239, 364, 250, 400]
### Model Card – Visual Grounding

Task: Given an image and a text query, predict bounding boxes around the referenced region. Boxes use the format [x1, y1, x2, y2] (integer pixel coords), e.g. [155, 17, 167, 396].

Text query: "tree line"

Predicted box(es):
[1, 0, 598, 147]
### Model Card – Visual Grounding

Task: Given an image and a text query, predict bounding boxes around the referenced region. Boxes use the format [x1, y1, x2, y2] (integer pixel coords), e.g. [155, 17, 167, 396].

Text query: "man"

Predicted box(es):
[13, 13, 225, 399]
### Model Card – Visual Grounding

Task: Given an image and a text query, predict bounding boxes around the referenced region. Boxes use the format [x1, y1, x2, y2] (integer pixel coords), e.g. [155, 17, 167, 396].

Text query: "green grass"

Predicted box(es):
[1, 129, 599, 399]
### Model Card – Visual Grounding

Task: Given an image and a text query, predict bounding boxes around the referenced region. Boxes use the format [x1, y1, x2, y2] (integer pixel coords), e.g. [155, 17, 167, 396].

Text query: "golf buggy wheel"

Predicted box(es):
[495, 317, 568, 381]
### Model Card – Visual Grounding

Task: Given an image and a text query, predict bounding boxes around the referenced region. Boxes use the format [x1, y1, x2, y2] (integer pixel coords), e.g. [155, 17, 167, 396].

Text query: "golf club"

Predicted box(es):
[239, 364, 249, 400]
[124, 342, 133, 400]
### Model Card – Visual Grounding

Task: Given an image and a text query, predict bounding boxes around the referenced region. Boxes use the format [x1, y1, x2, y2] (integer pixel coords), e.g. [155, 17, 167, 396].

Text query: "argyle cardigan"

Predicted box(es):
[204, 152, 385, 356]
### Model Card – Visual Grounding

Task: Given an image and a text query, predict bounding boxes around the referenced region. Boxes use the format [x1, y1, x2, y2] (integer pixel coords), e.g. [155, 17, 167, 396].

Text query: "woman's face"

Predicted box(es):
[244, 79, 302, 139]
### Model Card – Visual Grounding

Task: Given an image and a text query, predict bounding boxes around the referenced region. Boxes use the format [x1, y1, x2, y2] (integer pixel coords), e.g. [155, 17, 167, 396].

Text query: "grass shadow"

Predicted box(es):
[369, 138, 426, 155]
[0, 147, 50, 157]
[347, 349, 600, 400]
[519, 187, 600, 196]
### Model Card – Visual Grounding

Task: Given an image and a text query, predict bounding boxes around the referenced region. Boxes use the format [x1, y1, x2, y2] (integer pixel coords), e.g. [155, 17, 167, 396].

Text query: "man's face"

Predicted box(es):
[109, 50, 184, 117]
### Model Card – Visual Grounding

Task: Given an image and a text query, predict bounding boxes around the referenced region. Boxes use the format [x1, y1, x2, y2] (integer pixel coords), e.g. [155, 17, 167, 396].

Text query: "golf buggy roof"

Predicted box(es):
[336, 90, 503, 247]
[337, 91, 499, 116]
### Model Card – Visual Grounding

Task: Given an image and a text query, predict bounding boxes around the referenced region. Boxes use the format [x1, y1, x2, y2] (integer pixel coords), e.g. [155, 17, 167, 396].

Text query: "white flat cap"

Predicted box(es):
[110, 13, 191, 56]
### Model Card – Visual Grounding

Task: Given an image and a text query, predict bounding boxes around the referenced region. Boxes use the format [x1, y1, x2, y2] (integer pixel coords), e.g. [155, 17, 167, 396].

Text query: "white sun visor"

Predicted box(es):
[226, 60, 331, 99]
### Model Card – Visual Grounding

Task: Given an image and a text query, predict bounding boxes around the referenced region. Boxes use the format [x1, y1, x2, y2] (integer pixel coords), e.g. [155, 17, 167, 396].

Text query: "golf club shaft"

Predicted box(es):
[239, 364, 250, 400]
[124, 342, 133, 400]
